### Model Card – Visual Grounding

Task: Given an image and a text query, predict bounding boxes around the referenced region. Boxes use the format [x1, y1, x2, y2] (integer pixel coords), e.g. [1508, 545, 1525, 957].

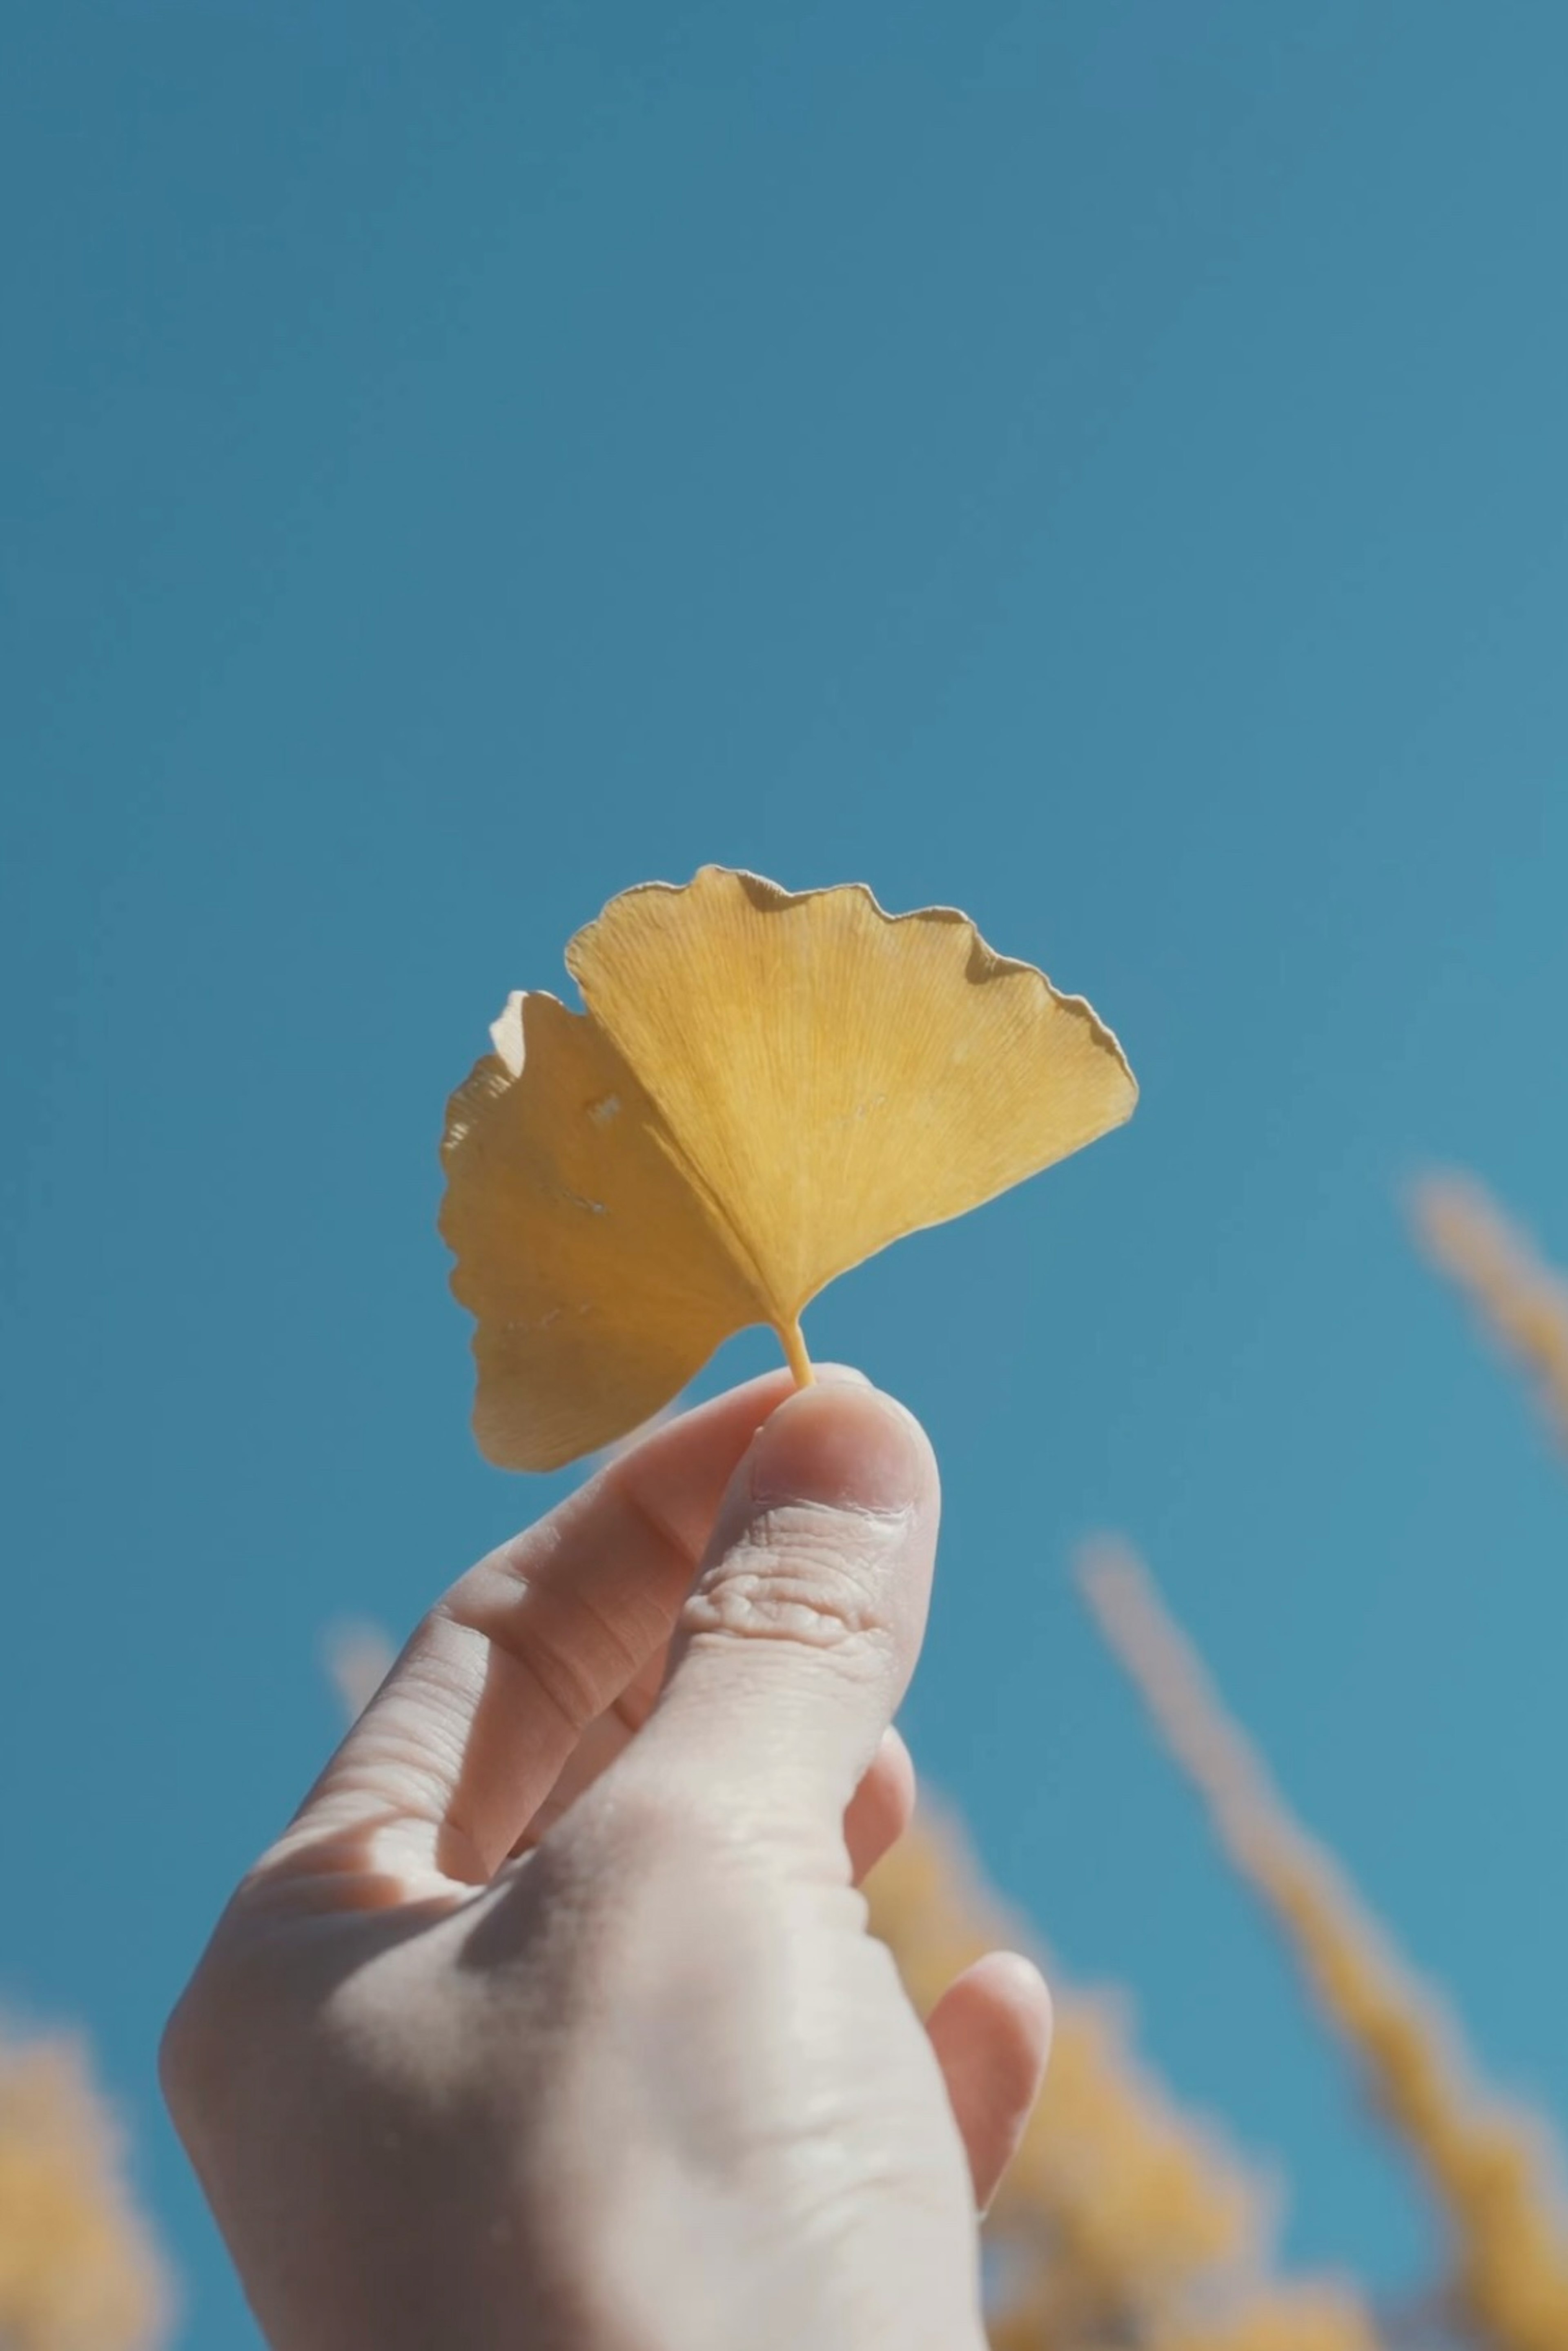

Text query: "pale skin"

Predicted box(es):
[162, 1368, 1053, 2350]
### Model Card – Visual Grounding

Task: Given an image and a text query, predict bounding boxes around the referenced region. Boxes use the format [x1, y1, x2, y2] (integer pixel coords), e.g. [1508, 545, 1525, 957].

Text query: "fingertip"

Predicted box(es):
[978, 1951, 1054, 2064]
[927, 1950, 1053, 2213]
[747, 1379, 935, 1516]
[633, 1379, 939, 1837]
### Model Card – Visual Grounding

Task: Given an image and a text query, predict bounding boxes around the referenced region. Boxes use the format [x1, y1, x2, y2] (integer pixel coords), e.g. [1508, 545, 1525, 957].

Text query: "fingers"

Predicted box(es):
[504, 1642, 670, 1850]
[843, 1727, 916, 1885]
[291, 1369, 797, 1879]
[626, 1378, 939, 1849]
[925, 1954, 1052, 2213]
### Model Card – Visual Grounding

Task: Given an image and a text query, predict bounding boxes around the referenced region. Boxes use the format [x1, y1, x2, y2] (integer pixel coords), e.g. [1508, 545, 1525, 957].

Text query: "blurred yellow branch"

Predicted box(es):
[1410, 1175, 1568, 1446]
[0, 2027, 171, 2351]
[865, 1808, 1378, 2349]
[1154, 2285, 1385, 2351]
[1080, 1539, 1568, 2351]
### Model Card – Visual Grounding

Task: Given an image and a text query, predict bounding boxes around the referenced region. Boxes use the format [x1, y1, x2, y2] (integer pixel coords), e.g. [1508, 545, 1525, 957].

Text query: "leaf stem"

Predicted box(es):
[778, 1317, 815, 1388]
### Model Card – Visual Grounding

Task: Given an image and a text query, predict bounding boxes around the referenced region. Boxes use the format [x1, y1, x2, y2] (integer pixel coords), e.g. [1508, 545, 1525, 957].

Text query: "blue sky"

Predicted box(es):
[5, 2, 1568, 2338]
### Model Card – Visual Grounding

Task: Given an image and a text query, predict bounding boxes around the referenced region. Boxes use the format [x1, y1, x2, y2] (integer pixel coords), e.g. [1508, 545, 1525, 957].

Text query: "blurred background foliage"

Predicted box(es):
[0, 2029, 169, 2351]
[6, 1172, 1565, 2349]
[869, 1173, 1568, 2351]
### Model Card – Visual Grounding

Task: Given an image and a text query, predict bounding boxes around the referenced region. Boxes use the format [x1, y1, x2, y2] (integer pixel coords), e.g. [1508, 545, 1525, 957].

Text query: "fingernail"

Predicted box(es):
[748, 1382, 927, 1516]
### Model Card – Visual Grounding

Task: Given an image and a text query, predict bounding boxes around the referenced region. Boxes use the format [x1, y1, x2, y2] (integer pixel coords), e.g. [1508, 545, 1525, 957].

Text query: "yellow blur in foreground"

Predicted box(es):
[1082, 1537, 1568, 2351]
[0, 2028, 169, 2351]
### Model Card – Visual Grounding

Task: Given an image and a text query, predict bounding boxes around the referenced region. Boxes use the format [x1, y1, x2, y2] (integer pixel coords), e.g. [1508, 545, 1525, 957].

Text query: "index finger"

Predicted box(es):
[287, 1368, 801, 1883]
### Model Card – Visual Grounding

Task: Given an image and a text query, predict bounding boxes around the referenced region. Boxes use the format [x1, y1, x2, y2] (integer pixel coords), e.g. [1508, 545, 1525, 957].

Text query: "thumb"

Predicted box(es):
[633, 1375, 939, 1836]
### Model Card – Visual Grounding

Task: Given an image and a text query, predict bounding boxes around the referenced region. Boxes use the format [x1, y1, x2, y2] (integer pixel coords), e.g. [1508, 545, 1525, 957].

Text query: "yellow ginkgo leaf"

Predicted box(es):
[441, 867, 1136, 1469]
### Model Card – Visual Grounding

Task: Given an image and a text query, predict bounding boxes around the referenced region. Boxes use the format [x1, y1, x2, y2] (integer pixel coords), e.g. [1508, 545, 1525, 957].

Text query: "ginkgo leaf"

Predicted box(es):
[441, 867, 1137, 1470]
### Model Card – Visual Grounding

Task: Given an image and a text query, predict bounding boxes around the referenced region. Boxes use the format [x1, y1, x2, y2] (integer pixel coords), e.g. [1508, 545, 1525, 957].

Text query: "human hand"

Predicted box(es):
[162, 1369, 1051, 2350]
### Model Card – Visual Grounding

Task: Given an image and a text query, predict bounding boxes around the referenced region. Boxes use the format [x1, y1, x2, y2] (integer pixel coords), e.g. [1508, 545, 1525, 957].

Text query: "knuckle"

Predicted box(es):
[157, 1870, 305, 2130]
[157, 1991, 200, 2120]
[439, 1578, 643, 1741]
[158, 1947, 241, 2126]
[682, 1503, 900, 1655]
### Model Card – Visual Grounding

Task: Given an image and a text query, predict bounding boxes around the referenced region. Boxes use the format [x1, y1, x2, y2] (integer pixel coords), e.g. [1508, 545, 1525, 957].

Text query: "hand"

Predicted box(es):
[162, 1369, 1051, 2351]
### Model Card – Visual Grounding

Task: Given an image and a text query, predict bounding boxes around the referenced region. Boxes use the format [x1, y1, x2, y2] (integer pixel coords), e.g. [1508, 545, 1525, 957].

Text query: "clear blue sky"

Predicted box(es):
[6, 2, 1568, 2338]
